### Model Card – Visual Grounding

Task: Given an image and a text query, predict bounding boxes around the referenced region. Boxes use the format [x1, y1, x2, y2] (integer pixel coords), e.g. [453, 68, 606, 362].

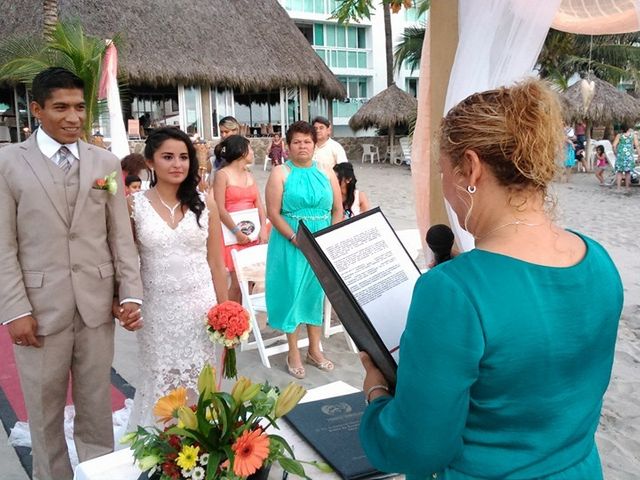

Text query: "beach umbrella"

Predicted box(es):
[561, 75, 640, 168]
[348, 83, 417, 161]
[562, 75, 640, 125]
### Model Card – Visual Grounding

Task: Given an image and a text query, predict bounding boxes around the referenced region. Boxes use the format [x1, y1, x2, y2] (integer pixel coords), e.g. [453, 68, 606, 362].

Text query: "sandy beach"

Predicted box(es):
[1, 162, 638, 479]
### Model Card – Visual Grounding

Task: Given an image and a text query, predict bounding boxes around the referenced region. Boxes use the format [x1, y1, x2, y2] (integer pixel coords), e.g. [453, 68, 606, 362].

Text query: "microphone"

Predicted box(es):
[426, 224, 454, 266]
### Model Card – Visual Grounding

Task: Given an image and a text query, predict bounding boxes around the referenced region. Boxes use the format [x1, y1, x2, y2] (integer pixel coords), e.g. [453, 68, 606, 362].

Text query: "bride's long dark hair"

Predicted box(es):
[144, 127, 205, 227]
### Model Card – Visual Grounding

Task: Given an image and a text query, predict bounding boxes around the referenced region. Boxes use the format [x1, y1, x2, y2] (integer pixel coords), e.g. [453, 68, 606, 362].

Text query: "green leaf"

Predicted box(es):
[206, 451, 222, 480]
[268, 434, 295, 458]
[0, 19, 113, 140]
[278, 457, 307, 478]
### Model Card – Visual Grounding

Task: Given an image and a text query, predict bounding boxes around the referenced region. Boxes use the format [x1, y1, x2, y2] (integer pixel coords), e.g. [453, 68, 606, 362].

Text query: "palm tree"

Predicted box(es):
[42, 0, 59, 39]
[333, 1, 417, 149]
[333, 0, 415, 87]
[0, 20, 114, 140]
[537, 30, 640, 89]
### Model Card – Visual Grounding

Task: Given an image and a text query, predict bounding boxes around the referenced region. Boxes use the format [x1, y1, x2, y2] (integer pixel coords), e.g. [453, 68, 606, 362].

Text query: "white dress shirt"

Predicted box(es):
[37, 126, 80, 164]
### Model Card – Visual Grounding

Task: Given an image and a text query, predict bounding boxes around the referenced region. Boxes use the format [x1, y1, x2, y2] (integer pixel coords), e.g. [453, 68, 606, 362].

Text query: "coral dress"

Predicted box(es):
[223, 183, 260, 272]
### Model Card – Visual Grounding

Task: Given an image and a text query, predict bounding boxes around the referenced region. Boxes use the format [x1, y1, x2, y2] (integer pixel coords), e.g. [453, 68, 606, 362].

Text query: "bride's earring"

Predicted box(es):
[467, 185, 476, 194]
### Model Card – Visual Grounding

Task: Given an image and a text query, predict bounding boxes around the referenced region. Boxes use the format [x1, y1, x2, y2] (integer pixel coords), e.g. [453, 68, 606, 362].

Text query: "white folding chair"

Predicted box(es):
[232, 245, 309, 368]
[399, 137, 412, 165]
[0, 125, 11, 143]
[388, 144, 404, 166]
[263, 155, 270, 171]
[361, 144, 380, 163]
[396, 228, 423, 261]
[322, 297, 358, 353]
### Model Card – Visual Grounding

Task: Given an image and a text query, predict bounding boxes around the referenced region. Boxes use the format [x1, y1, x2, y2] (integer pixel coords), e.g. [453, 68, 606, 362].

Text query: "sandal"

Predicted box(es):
[306, 353, 334, 372]
[286, 356, 305, 379]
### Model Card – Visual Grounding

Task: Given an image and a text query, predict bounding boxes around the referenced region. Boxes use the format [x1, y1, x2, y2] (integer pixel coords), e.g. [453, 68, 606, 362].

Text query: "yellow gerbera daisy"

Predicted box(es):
[177, 444, 200, 471]
[153, 387, 188, 423]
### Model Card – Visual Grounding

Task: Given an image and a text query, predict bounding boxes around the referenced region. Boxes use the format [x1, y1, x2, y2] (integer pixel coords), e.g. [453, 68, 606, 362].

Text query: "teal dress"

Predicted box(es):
[360, 232, 622, 479]
[266, 161, 332, 333]
[615, 132, 635, 173]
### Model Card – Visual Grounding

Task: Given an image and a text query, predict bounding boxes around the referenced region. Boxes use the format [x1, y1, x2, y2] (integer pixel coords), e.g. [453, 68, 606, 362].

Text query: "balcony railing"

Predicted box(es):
[333, 97, 369, 118]
[281, 0, 339, 15]
[314, 47, 372, 70]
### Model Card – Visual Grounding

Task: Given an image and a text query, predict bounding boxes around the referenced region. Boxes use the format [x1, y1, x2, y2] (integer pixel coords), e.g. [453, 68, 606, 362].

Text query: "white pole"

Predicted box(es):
[13, 86, 21, 142]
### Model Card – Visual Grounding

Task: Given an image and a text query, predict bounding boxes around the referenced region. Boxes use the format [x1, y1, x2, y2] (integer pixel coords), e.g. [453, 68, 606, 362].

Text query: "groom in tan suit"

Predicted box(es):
[0, 68, 143, 480]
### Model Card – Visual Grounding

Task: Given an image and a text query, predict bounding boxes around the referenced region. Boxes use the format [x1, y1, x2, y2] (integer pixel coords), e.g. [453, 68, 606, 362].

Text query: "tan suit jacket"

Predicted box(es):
[0, 135, 143, 335]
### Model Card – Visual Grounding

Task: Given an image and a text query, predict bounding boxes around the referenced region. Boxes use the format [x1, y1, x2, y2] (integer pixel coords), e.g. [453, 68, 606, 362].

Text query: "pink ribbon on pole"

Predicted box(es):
[98, 42, 117, 100]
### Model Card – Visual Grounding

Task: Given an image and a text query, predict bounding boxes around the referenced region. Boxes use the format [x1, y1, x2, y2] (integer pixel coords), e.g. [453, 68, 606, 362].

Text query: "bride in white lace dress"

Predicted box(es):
[125, 128, 228, 430]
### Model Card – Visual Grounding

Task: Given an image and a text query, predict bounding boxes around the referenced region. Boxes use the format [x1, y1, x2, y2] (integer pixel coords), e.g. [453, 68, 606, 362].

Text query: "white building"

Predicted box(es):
[279, 0, 426, 136]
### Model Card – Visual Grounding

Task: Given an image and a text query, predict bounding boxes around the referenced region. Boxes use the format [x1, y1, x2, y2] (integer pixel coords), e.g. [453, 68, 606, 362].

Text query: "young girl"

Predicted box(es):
[561, 136, 576, 183]
[213, 135, 268, 302]
[594, 145, 608, 185]
[333, 162, 370, 219]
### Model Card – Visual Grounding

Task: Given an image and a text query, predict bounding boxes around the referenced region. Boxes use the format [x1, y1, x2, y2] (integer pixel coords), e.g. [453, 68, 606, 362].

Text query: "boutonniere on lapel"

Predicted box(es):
[92, 171, 118, 195]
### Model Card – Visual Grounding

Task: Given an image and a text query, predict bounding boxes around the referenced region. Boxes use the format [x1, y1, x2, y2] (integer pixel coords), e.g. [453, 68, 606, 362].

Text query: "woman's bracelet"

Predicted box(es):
[288, 233, 296, 242]
[231, 226, 240, 234]
[365, 384, 390, 405]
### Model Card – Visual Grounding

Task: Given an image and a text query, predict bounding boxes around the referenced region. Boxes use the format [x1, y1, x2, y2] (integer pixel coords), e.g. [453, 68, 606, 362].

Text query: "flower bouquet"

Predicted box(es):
[206, 301, 251, 379]
[123, 364, 330, 480]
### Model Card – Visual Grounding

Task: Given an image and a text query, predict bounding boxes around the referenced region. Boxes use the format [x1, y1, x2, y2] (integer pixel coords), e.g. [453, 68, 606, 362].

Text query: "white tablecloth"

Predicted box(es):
[74, 381, 359, 480]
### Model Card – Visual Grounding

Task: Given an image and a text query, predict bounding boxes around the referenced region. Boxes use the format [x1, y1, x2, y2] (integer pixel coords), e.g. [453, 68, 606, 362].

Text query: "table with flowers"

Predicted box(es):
[73, 381, 360, 480]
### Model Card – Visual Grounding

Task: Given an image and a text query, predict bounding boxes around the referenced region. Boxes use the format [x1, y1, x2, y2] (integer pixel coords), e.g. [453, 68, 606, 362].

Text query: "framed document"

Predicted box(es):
[297, 208, 422, 389]
[222, 208, 261, 246]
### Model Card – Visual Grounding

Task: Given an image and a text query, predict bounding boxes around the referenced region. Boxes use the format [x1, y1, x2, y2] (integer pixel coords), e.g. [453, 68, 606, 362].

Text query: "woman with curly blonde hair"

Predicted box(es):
[359, 79, 622, 480]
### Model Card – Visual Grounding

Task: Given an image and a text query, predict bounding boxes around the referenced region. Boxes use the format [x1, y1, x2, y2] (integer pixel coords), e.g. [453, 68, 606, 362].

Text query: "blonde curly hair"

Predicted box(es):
[439, 79, 564, 197]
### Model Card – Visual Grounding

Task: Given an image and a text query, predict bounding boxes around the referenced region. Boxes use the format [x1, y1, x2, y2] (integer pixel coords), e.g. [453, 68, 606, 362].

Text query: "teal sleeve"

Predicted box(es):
[359, 269, 484, 476]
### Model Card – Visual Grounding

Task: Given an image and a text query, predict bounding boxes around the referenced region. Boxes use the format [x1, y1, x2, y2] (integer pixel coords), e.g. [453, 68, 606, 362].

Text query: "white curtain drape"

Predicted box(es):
[443, 0, 563, 251]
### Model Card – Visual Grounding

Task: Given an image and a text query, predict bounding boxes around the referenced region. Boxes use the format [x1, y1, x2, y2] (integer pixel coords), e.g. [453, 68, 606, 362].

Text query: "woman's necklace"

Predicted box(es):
[154, 188, 181, 225]
[475, 220, 542, 240]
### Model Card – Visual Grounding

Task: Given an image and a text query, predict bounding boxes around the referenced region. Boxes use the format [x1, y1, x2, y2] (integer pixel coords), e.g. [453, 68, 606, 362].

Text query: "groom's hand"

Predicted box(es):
[118, 302, 143, 331]
[8, 316, 42, 348]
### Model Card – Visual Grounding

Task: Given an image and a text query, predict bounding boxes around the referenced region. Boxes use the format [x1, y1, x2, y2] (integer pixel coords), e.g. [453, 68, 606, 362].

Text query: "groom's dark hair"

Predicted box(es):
[32, 67, 84, 106]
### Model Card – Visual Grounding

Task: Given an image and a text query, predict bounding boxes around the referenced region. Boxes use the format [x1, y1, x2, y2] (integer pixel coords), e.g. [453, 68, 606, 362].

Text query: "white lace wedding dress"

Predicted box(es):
[127, 192, 217, 430]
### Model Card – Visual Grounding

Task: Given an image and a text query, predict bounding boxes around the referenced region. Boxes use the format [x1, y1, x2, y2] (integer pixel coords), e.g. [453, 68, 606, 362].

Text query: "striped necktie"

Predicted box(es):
[56, 146, 72, 173]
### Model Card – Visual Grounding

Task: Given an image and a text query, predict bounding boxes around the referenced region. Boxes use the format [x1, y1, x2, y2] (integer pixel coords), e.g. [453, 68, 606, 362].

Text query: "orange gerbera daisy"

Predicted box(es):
[231, 428, 270, 477]
[153, 387, 188, 423]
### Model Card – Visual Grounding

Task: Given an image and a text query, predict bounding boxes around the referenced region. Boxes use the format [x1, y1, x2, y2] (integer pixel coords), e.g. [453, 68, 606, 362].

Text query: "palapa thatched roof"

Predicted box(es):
[0, 0, 346, 99]
[349, 84, 417, 131]
[562, 76, 640, 124]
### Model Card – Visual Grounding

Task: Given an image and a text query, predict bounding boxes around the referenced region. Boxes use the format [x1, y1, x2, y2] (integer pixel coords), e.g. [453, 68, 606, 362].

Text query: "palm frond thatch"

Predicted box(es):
[0, 0, 345, 99]
[562, 75, 640, 124]
[349, 83, 417, 131]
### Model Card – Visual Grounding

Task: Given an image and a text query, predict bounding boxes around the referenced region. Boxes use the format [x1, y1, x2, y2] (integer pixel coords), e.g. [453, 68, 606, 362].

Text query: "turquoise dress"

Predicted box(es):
[564, 142, 576, 167]
[360, 232, 622, 480]
[615, 132, 635, 172]
[266, 161, 333, 333]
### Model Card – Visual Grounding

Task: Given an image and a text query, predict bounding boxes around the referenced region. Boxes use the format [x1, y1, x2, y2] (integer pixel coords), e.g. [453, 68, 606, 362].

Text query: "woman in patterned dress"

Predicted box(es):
[612, 124, 639, 194]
